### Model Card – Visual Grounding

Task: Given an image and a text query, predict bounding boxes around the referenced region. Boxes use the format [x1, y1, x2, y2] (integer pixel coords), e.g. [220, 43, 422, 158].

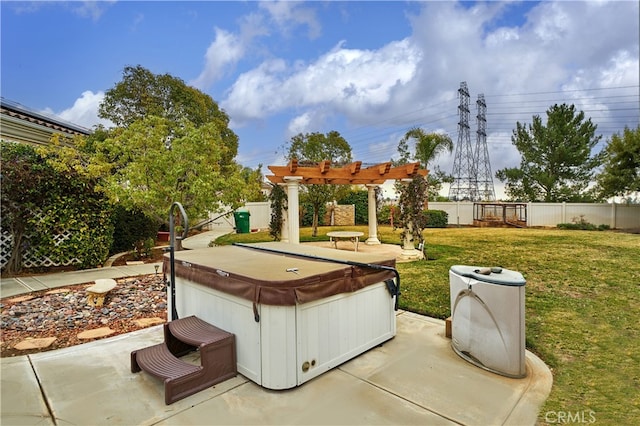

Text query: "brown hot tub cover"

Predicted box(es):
[164, 242, 396, 306]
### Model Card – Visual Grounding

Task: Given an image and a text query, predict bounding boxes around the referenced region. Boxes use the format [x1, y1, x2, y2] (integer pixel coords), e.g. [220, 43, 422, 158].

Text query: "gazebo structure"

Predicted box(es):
[266, 159, 428, 245]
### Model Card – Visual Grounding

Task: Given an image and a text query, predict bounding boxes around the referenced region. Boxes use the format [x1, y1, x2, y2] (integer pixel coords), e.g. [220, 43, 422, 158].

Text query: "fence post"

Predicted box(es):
[611, 203, 617, 229]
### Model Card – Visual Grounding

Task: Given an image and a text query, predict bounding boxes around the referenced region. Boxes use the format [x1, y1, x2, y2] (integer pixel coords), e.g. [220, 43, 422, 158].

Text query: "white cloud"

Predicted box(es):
[259, 1, 321, 39]
[191, 28, 246, 89]
[70, 1, 115, 22]
[287, 112, 313, 136]
[224, 59, 289, 122]
[599, 50, 639, 88]
[224, 38, 421, 126]
[53, 91, 112, 129]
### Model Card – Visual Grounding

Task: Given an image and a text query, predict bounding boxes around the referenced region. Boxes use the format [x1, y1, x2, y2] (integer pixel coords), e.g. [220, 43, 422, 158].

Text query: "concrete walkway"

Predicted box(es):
[0, 229, 231, 298]
[0, 229, 553, 425]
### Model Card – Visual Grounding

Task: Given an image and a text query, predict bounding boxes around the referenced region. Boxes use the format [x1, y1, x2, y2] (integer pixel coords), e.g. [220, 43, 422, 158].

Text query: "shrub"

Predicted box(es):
[301, 202, 326, 227]
[1, 141, 114, 272]
[557, 215, 610, 231]
[421, 210, 448, 228]
[378, 205, 394, 225]
[110, 205, 160, 255]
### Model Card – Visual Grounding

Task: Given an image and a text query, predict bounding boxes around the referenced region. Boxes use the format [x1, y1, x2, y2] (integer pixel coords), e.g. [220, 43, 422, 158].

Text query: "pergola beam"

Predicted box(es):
[267, 161, 426, 184]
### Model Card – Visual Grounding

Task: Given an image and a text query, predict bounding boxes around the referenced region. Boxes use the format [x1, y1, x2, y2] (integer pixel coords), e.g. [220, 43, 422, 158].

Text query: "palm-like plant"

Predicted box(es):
[398, 127, 454, 206]
[400, 127, 454, 169]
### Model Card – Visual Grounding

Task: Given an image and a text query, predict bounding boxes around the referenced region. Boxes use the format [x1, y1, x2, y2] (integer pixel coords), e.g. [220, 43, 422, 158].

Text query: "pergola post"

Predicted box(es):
[365, 184, 380, 245]
[399, 178, 424, 261]
[279, 183, 289, 243]
[284, 176, 302, 244]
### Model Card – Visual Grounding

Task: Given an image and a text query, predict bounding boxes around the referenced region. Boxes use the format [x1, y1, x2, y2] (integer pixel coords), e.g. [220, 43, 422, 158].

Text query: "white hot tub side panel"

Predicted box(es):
[296, 281, 396, 385]
[259, 304, 298, 389]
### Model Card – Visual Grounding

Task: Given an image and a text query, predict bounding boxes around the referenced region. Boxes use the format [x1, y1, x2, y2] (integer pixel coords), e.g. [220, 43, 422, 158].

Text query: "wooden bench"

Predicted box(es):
[86, 279, 117, 307]
[326, 231, 364, 252]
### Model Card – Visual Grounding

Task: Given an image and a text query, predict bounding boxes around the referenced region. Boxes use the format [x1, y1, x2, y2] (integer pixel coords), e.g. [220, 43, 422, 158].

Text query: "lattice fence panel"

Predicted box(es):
[0, 230, 13, 269]
[1, 209, 81, 270]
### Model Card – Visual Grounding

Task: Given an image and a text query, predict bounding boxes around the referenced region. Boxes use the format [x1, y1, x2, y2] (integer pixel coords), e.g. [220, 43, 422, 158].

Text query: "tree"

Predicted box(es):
[396, 128, 453, 203]
[93, 66, 260, 226]
[240, 164, 267, 202]
[596, 126, 640, 201]
[398, 127, 454, 168]
[426, 168, 454, 201]
[94, 115, 248, 225]
[99, 65, 238, 165]
[285, 131, 352, 237]
[496, 104, 602, 202]
[1, 142, 54, 274]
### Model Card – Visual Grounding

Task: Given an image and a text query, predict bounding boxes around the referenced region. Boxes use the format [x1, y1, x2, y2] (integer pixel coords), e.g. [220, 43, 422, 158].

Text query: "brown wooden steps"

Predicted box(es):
[131, 315, 237, 405]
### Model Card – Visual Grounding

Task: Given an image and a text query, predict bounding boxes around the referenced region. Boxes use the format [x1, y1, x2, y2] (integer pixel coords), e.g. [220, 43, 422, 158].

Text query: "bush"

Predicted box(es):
[557, 215, 610, 231]
[1, 141, 114, 272]
[421, 210, 448, 228]
[110, 205, 161, 255]
[300, 203, 326, 227]
[378, 205, 394, 225]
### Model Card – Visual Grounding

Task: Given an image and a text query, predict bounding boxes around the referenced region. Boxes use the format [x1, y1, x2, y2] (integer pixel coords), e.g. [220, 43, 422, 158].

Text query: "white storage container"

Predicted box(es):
[449, 265, 526, 378]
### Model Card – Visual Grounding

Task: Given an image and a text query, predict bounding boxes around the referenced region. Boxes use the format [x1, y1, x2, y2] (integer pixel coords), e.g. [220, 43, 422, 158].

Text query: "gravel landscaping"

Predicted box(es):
[1, 274, 167, 357]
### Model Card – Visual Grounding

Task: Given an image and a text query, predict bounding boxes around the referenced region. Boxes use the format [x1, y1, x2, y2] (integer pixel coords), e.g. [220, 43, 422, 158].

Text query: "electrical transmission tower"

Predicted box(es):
[448, 82, 477, 201]
[474, 94, 496, 201]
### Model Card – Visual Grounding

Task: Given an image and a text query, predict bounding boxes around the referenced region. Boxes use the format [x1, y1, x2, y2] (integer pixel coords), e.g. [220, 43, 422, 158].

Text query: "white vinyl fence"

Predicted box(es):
[205, 202, 272, 231]
[209, 202, 640, 231]
[429, 202, 640, 229]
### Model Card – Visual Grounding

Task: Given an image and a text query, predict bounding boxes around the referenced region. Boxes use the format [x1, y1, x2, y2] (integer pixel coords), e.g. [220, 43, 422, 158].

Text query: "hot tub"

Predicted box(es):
[164, 242, 398, 390]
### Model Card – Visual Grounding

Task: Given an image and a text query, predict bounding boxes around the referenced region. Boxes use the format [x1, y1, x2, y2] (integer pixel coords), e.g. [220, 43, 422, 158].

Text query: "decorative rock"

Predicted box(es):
[14, 337, 57, 350]
[1, 274, 167, 354]
[45, 288, 72, 295]
[7, 295, 35, 303]
[133, 317, 165, 327]
[77, 327, 115, 339]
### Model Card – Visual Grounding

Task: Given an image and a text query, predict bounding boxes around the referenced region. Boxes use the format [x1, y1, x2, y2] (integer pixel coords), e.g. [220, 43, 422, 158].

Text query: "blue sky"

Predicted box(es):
[2, 1, 639, 199]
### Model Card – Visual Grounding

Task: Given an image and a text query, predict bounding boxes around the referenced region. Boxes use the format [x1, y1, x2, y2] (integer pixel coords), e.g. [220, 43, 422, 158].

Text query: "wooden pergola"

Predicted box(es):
[266, 159, 428, 245]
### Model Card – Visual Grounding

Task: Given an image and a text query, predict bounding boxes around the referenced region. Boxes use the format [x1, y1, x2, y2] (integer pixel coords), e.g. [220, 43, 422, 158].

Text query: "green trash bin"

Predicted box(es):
[234, 209, 250, 234]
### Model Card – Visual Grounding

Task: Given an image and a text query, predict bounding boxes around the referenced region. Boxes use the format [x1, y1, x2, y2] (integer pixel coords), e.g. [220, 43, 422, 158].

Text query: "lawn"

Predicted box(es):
[216, 225, 639, 424]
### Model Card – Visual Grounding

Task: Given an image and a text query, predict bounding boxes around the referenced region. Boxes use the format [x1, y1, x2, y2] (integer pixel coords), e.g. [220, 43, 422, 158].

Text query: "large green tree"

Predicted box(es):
[93, 115, 247, 225]
[92, 66, 259, 225]
[99, 65, 238, 165]
[285, 131, 352, 236]
[496, 104, 602, 202]
[596, 126, 640, 201]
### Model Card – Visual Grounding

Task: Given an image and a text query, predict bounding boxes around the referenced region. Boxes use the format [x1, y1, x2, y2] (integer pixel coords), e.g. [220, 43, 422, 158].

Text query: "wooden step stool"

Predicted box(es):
[131, 315, 236, 405]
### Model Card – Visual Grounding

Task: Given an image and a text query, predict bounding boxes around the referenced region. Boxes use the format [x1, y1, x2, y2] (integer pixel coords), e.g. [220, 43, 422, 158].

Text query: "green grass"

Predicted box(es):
[215, 225, 640, 424]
